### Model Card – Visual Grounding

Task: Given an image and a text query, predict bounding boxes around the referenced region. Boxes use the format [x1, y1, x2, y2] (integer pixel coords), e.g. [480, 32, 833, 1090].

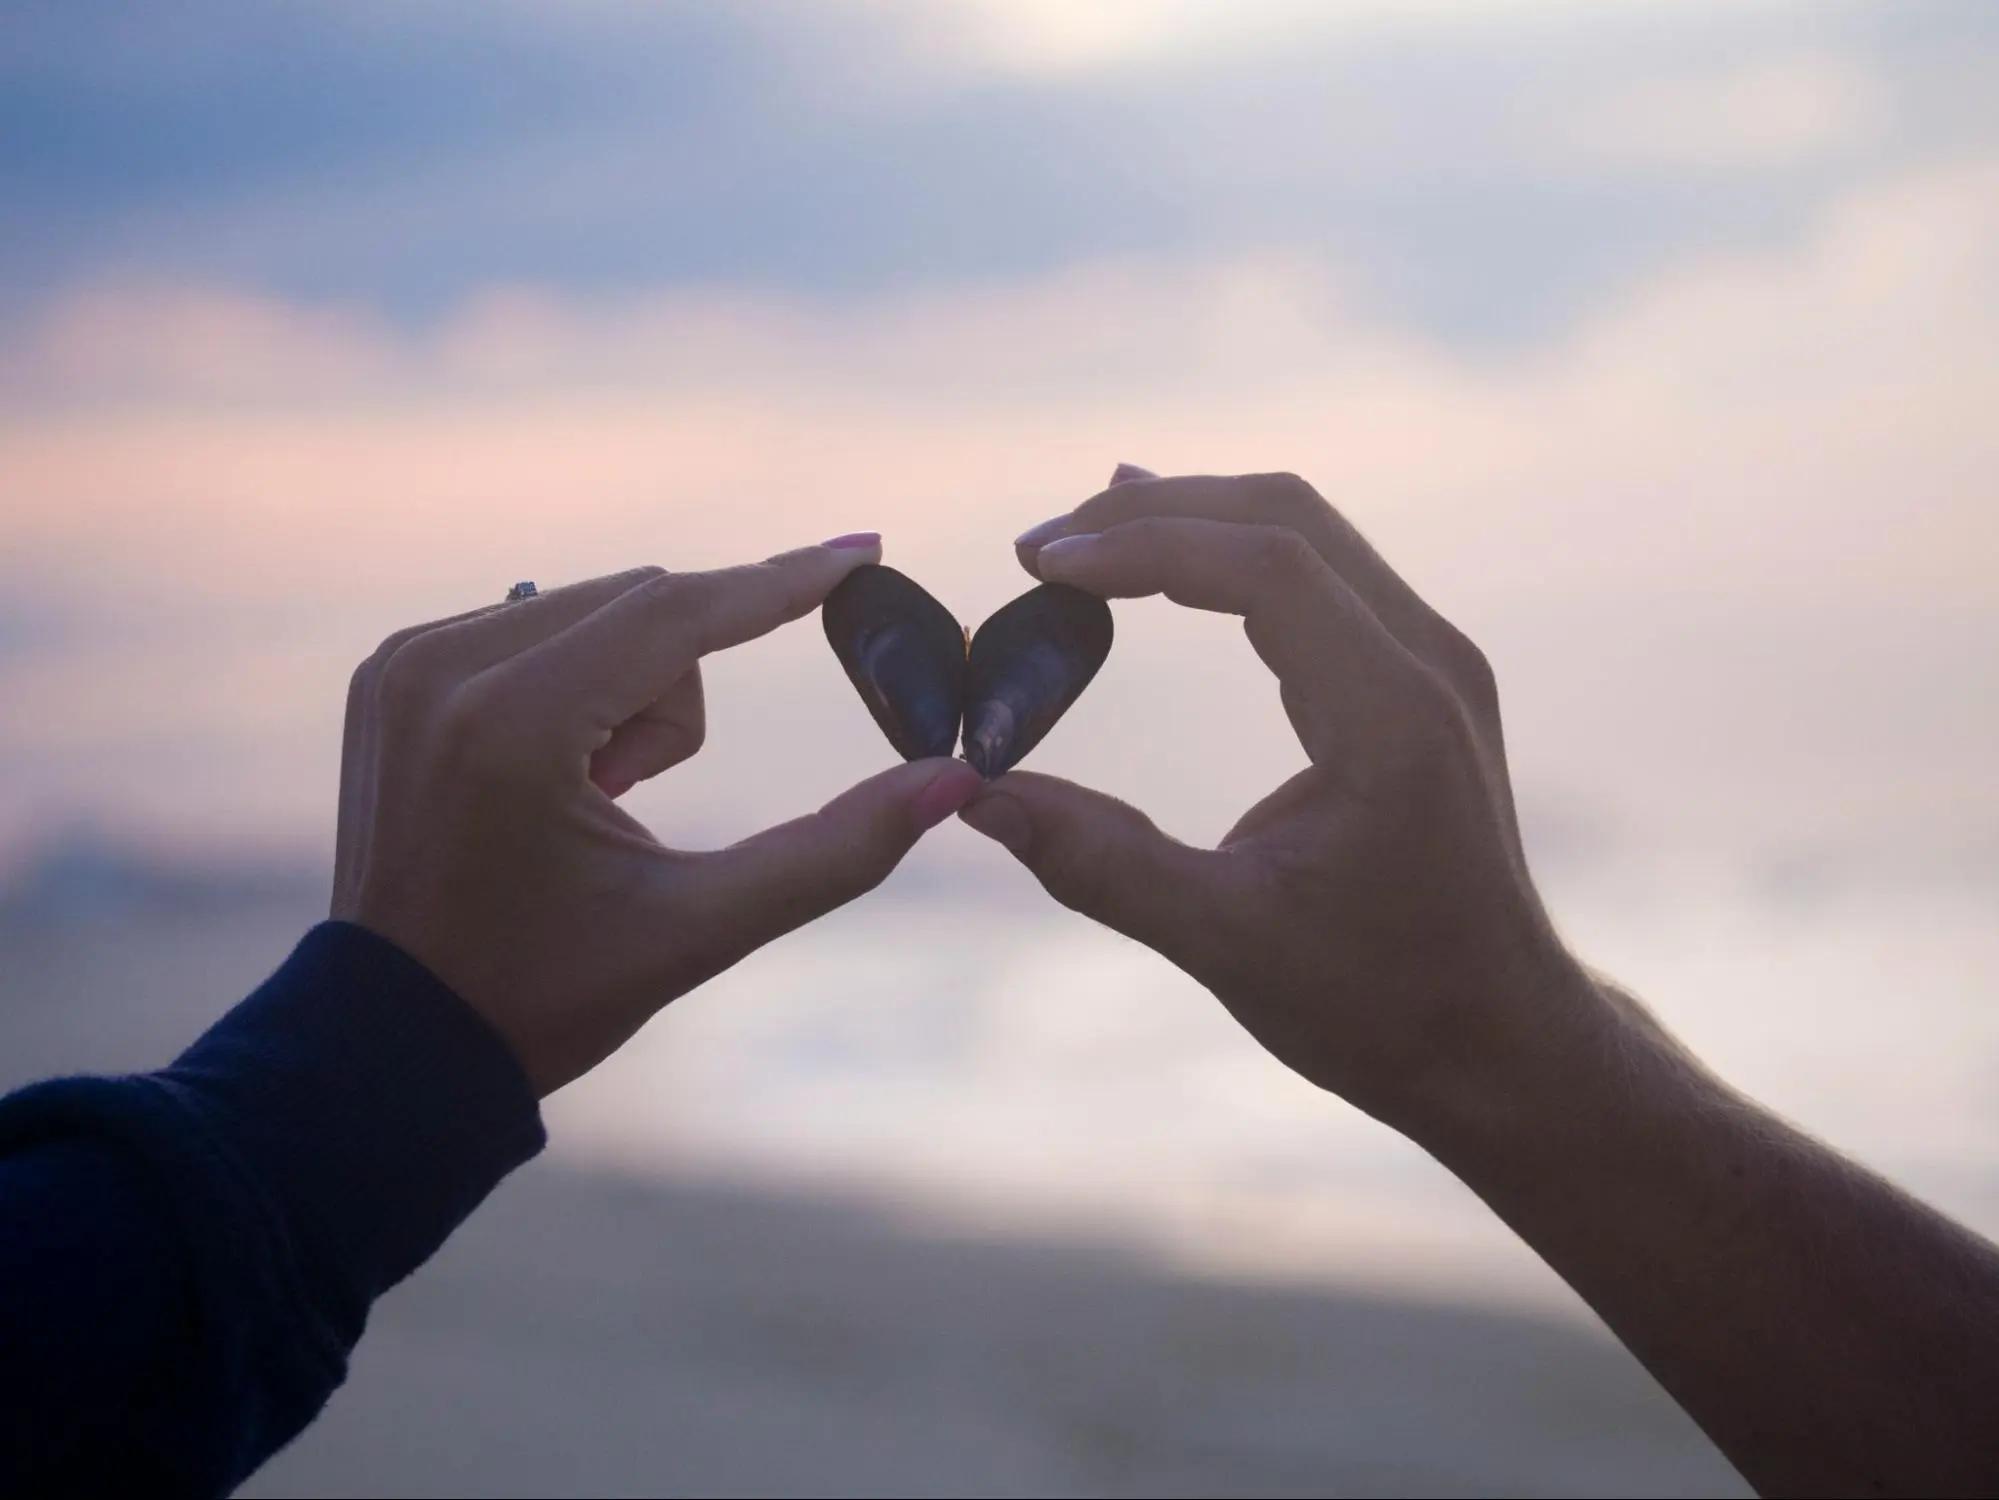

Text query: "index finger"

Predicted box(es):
[1034, 517, 1428, 765]
[1021, 473, 1447, 664]
[491, 536, 883, 731]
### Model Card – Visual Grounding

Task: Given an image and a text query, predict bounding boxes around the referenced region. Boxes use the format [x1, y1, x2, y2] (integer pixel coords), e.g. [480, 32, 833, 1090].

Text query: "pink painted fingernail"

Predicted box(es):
[821, 531, 881, 550]
[912, 761, 983, 831]
[1013, 514, 1072, 549]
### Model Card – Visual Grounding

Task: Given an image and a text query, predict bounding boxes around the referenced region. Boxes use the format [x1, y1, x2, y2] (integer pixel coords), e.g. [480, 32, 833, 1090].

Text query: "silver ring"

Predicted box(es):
[505, 581, 538, 603]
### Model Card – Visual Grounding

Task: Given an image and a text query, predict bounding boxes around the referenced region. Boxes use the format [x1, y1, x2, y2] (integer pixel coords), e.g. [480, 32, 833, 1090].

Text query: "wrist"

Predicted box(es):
[1386, 955, 1667, 1169]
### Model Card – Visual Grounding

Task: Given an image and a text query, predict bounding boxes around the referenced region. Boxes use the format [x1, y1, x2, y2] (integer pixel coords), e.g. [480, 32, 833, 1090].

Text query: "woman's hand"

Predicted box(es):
[332, 540, 982, 1096]
[971, 470, 1598, 1140]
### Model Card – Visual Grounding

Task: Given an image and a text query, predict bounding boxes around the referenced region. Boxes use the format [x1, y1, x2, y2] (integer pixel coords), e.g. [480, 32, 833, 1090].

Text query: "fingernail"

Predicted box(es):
[821, 531, 881, 550]
[911, 761, 982, 831]
[1110, 462, 1155, 484]
[958, 790, 1031, 853]
[1033, 532, 1101, 572]
[1013, 514, 1073, 549]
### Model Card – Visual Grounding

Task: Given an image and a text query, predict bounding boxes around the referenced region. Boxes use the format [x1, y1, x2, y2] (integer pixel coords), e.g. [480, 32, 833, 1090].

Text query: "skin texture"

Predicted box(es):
[972, 466, 1999, 1498]
[332, 539, 982, 1096]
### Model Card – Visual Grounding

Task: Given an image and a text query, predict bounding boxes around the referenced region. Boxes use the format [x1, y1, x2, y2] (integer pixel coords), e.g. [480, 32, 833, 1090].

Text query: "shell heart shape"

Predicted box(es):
[822, 564, 1113, 777]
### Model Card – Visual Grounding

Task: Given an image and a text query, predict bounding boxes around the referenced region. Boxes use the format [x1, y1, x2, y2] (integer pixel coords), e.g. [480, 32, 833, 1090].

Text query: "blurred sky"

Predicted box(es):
[2, 0, 1997, 1299]
[3, 0, 1995, 866]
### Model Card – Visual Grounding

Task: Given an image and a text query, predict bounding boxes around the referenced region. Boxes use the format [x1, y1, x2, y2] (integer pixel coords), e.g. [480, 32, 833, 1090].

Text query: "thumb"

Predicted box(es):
[692, 758, 982, 953]
[959, 770, 1230, 960]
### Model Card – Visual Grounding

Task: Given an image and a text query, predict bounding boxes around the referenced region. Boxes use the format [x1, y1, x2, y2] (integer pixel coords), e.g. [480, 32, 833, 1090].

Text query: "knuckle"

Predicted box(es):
[357, 625, 421, 690]
[349, 622, 438, 730]
[1080, 474, 1146, 524]
[1393, 667, 1482, 784]
[1247, 524, 1319, 580]
[374, 634, 448, 714]
[375, 625, 423, 656]
[585, 563, 668, 604]
[1406, 656, 1464, 728]
[439, 672, 501, 734]
[1435, 619, 1499, 709]
[548, 565, 662, 606]
[640, 567, 689, 605]
[636, 568, 700, 624]
[1251, 471, 1324, 523]
[430, 676, 513, 775]
[680, 709, 710, 756]
[759, 557, 819, 619]
[346, 654, 382, 709]
[1112, 515, 1171, 561]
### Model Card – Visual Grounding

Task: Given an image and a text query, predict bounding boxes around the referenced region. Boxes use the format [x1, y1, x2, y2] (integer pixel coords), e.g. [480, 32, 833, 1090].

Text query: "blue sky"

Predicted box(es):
[5, 1, 1994, 345]
[0, 0, 1995, 868]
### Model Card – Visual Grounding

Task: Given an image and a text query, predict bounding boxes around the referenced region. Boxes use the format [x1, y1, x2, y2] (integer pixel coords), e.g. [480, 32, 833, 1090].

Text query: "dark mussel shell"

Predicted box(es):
[822, 565, 966, 760]
[962, 584, 1113, 778]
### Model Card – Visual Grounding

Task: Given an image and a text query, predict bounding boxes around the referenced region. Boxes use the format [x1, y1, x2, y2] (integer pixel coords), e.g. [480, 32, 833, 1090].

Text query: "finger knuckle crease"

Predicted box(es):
[1251, 526, 1316, 577]
[376, 639, 446, 711]
[1256, 470, 1319, 513]
[1438, 623, 1497, 701]
[1399, 672, 1479, 771]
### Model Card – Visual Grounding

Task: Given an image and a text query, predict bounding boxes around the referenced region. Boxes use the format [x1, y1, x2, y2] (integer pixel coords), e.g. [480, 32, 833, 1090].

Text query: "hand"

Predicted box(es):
[967, 469, 1597, 1138]
[332, 541, 983, 1096]
[985, 470, 1999, 1500]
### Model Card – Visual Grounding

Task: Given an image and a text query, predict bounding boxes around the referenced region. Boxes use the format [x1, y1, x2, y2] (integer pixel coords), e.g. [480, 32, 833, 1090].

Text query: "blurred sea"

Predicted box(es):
[7, 828, 1996, 1304]
[4, 828, 1993, 1494]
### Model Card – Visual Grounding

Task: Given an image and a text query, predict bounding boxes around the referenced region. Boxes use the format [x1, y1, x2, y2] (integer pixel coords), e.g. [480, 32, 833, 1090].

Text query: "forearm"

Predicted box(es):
[1413, 977, 1999, 1497]
[0, 924, 545, 1494]
[0, 1137, 195, 1487]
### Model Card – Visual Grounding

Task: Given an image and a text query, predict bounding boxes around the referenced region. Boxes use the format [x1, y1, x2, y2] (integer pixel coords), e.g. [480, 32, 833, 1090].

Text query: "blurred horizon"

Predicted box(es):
[2, 3, 1996, 1491]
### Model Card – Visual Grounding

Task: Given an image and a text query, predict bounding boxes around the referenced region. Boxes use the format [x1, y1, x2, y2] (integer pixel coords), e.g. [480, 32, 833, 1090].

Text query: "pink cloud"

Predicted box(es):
[1, 160, 1994, 858]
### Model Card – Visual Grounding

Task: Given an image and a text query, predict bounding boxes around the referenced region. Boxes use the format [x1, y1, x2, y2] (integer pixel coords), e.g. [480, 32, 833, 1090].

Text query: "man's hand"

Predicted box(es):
[973, 468, 1595, 1138]
[333, 540, 982, 1096]
[980, 469, 1999, 1498]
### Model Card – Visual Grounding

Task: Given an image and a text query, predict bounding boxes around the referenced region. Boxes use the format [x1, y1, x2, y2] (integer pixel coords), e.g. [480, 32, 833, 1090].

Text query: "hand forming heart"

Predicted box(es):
[956, 465, 1585, 1140]
[336, 536, 984, 1095]
[338, 462, 1573, 1137]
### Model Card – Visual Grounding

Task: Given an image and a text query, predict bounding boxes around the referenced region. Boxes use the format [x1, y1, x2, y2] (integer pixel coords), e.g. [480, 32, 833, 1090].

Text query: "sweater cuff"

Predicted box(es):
[160, 921, 546, 1305]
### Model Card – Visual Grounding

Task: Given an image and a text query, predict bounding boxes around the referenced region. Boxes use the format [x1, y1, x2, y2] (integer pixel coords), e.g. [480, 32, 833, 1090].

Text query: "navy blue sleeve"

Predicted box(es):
[0, 921, 547, 1495]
